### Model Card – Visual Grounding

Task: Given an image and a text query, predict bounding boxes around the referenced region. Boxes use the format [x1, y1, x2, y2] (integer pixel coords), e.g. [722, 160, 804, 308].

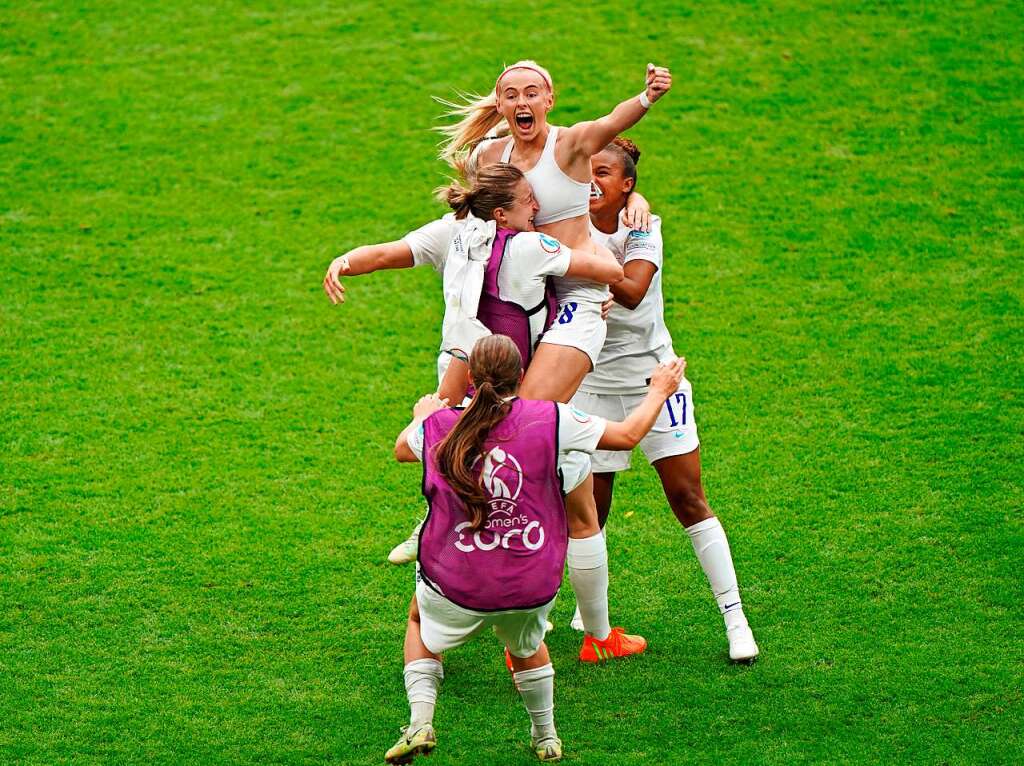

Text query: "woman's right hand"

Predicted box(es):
[650, 357, 686, 397]
[323, 255, 351, 304]
[413, 393, 450, 420]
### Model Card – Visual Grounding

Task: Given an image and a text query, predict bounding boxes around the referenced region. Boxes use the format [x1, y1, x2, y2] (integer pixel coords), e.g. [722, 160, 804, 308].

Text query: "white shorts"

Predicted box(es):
[415, 578, 557, 658]
[539, 301, 607, 369]
[572, 377, 700, 473]
[560, 451, 592, 493]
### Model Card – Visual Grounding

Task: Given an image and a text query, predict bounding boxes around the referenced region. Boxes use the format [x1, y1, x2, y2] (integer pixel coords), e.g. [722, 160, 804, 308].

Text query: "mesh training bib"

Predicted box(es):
[419, 398, 568, 611]
[477, 228, 557, 368]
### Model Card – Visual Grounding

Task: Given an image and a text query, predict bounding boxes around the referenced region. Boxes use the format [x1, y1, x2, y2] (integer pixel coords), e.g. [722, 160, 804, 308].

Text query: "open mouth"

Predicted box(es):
[515, 113, 535, 131]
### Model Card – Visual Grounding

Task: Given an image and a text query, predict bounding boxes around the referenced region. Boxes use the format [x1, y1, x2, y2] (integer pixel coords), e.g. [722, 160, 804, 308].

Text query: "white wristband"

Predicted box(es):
[638, 91, 652, 109]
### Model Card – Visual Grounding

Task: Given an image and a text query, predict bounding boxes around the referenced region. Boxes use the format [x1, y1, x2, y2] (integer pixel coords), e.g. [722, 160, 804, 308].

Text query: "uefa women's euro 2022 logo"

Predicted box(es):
[452, 446, 546, 553]
[480, 446, 524, 514]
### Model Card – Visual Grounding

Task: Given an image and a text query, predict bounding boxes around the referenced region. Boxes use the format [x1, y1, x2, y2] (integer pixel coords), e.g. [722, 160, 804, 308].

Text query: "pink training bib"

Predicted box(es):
[476, 228, 557, 369]
[419, 398, 568, 611]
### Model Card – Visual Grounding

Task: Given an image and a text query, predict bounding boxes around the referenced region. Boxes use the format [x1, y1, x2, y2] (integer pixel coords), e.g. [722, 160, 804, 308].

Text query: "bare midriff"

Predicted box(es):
[537, 214, 592, 251]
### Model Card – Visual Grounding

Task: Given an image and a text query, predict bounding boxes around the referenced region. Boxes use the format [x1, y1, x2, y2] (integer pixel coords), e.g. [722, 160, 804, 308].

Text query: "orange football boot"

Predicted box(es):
[579, 627, 647, 663]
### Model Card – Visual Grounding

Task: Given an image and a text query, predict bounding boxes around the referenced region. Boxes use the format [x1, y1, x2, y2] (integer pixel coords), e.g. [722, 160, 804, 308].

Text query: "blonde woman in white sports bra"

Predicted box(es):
[438, 60, 672, 403]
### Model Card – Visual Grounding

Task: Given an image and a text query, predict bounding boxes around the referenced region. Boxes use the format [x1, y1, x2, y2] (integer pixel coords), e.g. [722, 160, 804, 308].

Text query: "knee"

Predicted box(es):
[665, 484, 711, 527]
[568, 514, 600, 539]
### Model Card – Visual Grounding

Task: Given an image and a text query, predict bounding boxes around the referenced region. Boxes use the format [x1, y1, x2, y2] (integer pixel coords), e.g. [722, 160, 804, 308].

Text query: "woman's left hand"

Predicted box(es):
[622, 193, 651, 232]
[413, 393, 450, 420]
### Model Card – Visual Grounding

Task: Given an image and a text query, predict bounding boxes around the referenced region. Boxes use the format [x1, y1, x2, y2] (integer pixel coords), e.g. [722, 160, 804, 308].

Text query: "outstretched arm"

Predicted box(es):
[564, 64, 672, 158]
[323, 240, 414, 304]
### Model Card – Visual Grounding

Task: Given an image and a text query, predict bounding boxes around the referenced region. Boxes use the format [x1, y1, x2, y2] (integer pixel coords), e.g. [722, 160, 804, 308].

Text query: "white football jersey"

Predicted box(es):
[580, 215, 675, 394]
[403, 216, 571, 371]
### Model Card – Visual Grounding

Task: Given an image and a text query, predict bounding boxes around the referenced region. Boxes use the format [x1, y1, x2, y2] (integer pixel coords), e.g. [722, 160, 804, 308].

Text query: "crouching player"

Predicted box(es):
[387, 335, 685, 763]
[571, 137, 760, 662]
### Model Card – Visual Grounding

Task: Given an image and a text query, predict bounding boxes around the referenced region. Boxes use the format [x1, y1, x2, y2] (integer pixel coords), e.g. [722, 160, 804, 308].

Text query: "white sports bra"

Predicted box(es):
[501, 126, 591, 226]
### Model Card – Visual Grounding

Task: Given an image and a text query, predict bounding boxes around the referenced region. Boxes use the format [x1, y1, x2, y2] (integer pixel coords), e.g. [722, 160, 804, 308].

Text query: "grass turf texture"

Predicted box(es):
[2, 0, 1022, 763]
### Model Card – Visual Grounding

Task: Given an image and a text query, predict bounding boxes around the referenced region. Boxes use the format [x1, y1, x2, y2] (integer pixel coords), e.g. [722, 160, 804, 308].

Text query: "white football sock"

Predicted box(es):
[686, 517, 747, 630]
[404, 658, 443, 727]
[571, 527, 608, 630]
[513, 663, 557, 740]
[567, 533, 611, 640]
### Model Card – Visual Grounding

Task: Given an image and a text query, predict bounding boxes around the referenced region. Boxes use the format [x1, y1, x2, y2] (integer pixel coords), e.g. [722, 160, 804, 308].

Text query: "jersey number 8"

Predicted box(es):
[558, 302, 579, 325]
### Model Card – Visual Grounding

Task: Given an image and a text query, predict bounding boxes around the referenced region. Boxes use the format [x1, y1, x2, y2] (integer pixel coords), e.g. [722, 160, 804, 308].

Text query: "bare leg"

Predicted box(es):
[592, 471, 616, 529]
[519, 343, 592, 403]
[653, 449, 758, 660]
[565, 473, 600, 538]
[652, 449, 713, 528]
[404, 596, 441, 664]
[508, 641, 551, 673]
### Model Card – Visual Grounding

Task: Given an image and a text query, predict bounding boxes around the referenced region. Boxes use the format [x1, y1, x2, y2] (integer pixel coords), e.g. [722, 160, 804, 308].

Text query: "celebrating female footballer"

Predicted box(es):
[385, 335, 685, 764]
[325, 166, 646, 660]
[437, 60, 671, 403]
[569, 137, 760, 662]
[321, 163, 622, 397]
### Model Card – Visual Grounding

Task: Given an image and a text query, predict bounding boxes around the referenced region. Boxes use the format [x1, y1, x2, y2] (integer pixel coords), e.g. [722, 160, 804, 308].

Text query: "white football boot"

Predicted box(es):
[387, 520, 422, 565]
[727, 622, 760, 662]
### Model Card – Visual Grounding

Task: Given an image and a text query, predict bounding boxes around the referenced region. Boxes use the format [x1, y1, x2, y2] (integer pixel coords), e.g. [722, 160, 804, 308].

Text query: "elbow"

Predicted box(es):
[617, 292, 642, 311]
[610, 284, 643, 310]
[622, 428, 644, 449]
[601, 263, 625, 285]
[394, 437, 412, 462]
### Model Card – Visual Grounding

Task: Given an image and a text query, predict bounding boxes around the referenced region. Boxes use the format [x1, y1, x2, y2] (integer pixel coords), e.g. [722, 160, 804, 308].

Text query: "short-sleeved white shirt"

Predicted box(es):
[402, 217, 573, 378]
[495, 233, 571, 343]
[580, 215, 675, 394]
[403, 218, 571, 298]
[406, 401, 606, 493]
[403, 213, 462, 273]
[407, 222, 571, 351]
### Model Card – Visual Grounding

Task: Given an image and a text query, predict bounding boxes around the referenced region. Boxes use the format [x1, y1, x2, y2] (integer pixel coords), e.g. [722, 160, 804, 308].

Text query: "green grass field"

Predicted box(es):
[2, 1, 1022, 763]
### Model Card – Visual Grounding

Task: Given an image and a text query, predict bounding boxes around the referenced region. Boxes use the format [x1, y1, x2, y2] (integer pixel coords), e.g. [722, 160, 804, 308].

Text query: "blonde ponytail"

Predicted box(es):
[435, 61, 553, 175]
[435, 91, 508, 174]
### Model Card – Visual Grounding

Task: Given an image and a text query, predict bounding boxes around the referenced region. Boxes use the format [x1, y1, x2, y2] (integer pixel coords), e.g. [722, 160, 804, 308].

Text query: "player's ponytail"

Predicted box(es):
[437, 163, 524, 221]
[435, 91, 508, 174]
[434, 335, 523, 531]
[436, 61, 552, 175]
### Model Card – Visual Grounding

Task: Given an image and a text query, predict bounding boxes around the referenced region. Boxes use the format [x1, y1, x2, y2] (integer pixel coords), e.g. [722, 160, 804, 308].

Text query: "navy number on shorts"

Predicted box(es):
[558, 302, 579, 325]
[664, 392, 687, 427]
